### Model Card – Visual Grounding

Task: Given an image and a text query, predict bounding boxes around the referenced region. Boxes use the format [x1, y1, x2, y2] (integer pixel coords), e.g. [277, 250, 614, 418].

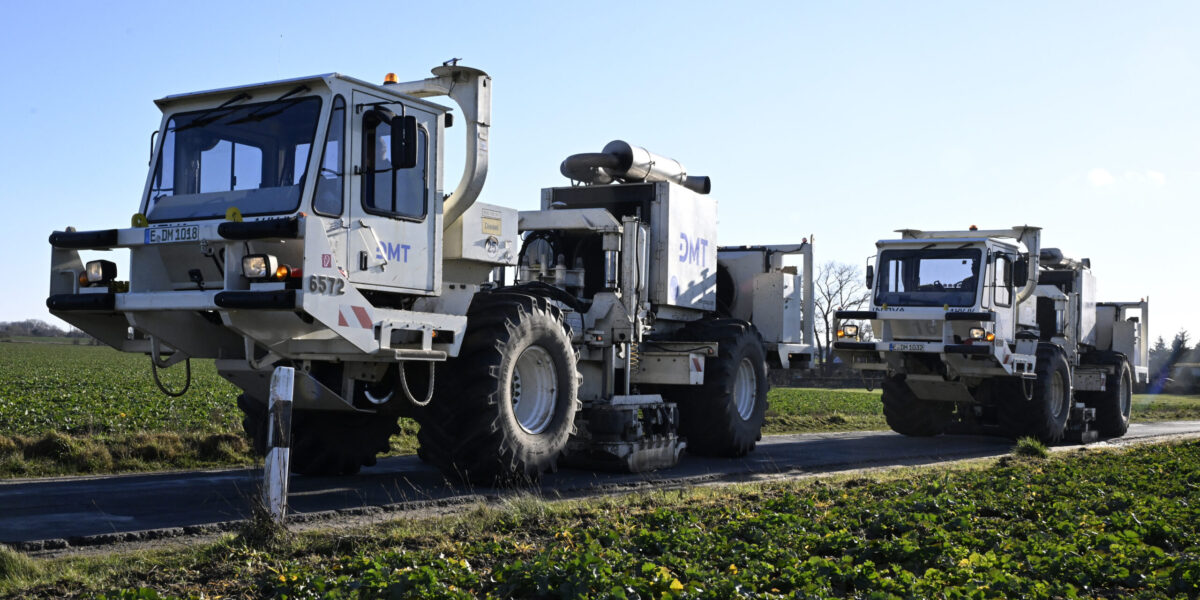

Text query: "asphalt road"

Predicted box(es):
[4, 421, 1200, 546]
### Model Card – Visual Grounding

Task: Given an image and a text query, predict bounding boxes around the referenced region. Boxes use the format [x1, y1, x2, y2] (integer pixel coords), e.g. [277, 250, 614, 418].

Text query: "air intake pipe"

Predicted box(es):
[388, 64, 491, 230]
[1014, 226, 1041, 304]
[560, 140, 711, 194]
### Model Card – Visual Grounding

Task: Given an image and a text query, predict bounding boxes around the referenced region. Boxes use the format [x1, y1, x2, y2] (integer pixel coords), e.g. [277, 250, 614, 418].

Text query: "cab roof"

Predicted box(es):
[875, 236, 1021, 251]
[153, 73, 451, 113]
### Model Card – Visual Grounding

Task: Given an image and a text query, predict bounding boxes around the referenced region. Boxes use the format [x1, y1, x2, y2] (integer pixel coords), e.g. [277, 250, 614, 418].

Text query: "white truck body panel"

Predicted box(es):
[651, 184, 717, 311]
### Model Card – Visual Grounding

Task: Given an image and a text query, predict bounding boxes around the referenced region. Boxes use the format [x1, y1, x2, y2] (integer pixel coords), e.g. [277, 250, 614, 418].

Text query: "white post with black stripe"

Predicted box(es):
[263, 366, 294, 524]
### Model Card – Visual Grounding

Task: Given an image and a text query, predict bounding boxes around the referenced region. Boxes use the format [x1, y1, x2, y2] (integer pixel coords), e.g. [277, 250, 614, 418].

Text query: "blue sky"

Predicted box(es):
[1, 1, 1197, 342]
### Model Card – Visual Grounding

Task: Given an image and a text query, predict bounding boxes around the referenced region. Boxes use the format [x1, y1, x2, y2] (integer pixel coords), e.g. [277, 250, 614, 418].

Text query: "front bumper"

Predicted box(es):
[832, 308, 1034, 377]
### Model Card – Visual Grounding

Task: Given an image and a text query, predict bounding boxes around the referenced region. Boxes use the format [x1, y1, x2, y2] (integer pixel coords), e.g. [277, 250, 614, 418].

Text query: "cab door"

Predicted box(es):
[989, 252, 1016, 340]
[347, 89, 439, 294]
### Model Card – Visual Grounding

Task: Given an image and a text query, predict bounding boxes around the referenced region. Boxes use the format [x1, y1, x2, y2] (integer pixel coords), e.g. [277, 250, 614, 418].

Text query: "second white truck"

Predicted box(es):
[834, 226, 1148, 443]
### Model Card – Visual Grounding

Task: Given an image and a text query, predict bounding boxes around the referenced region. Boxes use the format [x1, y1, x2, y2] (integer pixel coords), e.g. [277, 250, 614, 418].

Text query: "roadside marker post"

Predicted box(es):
[263, 366, 294, 524]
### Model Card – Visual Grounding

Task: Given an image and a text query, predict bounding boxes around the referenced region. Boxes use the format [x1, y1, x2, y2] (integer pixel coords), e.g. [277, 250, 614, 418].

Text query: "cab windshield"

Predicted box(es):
[874, 248, 982, 307]
[145, 96, 322, 222]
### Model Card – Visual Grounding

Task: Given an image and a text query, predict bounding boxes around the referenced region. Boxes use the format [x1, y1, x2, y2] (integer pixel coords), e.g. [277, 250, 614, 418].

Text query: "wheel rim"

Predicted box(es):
[1050, 370, 1067, 419]
[512, 345, 558, 434]
[733, 357, 758, 421]
[1120, 371, 1132, 416]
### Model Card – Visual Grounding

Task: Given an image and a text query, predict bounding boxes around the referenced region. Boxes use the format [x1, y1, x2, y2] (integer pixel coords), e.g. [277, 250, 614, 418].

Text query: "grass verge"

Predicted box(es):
[0, 431, 256, 477]
[1133, 393, 1200, 422]
[5, 439, 1200, 598]
[1012, 436, 1050, 458]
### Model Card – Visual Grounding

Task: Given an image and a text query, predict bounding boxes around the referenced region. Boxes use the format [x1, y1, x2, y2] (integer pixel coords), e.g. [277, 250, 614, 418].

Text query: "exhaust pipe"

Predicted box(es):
[389, 64, 491, 230]
[1014, 226, 1041, 304]
[560, 140, 711, 194]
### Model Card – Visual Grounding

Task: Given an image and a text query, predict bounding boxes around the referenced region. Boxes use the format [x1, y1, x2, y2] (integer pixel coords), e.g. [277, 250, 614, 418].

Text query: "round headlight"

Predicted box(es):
[242, 254, 278, 280]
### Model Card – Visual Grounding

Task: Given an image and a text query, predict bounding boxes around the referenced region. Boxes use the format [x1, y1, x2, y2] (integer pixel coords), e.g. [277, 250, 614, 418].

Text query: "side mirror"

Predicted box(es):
[865, 265, 874, 289]
[1013, 256, 1029, 285]
[364, 109, 417, 169]
[394, 115, 418, 169]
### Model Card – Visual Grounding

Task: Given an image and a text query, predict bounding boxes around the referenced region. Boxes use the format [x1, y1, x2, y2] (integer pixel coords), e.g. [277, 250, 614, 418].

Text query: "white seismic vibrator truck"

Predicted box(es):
[833, 226, 1148, 443]
[47, 63, 816, 484]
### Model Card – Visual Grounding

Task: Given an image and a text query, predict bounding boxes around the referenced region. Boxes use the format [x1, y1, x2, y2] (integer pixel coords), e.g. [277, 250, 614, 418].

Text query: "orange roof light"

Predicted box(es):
[383, 72, 399, 85]
[969, 225, 978, 231]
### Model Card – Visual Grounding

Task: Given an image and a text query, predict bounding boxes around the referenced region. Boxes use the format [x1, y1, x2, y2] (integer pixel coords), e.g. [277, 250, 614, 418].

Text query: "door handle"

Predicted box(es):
[355, 220, 387, 268]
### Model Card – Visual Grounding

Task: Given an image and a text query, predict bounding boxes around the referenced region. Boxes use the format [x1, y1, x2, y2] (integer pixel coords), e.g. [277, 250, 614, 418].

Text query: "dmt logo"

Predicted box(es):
[376, 242, 411, 263]
[678, 233, 709, 267]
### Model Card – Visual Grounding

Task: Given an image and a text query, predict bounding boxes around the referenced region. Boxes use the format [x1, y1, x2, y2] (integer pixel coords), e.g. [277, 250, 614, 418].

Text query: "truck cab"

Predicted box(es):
[141, 75, 448, 296]
[49, 67, 515, 413]
[836, 227, 1036, 385]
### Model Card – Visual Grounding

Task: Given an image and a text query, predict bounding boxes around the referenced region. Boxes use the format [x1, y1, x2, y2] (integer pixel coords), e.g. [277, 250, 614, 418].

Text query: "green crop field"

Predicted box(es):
[765, 387, 886, 433]
[0, 342, 249, 475]
[0, 342, 242, 436]
[1, 340, 1199, 477]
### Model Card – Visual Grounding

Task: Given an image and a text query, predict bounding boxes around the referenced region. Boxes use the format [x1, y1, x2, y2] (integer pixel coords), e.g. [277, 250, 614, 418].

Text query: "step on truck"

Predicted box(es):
[47, 63, 816, 484]
[833, 226, 1148, 443]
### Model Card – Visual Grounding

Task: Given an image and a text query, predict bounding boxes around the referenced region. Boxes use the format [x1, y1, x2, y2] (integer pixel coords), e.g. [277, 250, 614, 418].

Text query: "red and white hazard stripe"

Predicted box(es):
[337, 304, 373, 329]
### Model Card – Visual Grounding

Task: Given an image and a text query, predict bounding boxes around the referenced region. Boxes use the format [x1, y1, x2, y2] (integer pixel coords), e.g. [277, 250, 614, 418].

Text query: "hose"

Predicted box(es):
[517, 230, 560, 272]
[399, 361, 435, 407]
[152, 357, 192, 397]
[505, 281, 591, 313]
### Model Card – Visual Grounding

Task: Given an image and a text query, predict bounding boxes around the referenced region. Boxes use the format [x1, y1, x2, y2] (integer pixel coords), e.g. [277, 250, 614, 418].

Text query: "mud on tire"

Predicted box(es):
[880, 374, 953, 436]
[660, 319, 769, 458]
[238, 395, 400, 476]
[415, 292, 580, 486]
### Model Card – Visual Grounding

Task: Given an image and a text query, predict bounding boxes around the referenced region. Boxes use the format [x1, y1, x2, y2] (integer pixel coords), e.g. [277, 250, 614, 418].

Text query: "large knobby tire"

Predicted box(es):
[238, 395, 399, 476]
[880, 374, 953, 436]
[1084, 358, 1132, 438]
[415, 292, 580, 486]
[998, 346, 1072, 443]
[662, 319, 769, 457]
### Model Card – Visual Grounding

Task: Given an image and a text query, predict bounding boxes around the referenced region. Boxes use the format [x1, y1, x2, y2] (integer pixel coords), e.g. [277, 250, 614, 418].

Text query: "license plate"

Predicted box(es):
[145, 225, 200, 244]
[889, 343, 928, 352]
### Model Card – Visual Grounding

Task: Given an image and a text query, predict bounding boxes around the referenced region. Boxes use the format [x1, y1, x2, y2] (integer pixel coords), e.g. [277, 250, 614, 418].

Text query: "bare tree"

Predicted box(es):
[812, 261, 872, 370]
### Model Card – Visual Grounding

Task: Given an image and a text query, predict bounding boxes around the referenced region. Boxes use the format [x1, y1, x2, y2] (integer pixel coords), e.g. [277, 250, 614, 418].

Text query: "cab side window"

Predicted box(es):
[993, 254, 1012, 306]
[313, 96, 346, 216]
[363, 111, 426, 220]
